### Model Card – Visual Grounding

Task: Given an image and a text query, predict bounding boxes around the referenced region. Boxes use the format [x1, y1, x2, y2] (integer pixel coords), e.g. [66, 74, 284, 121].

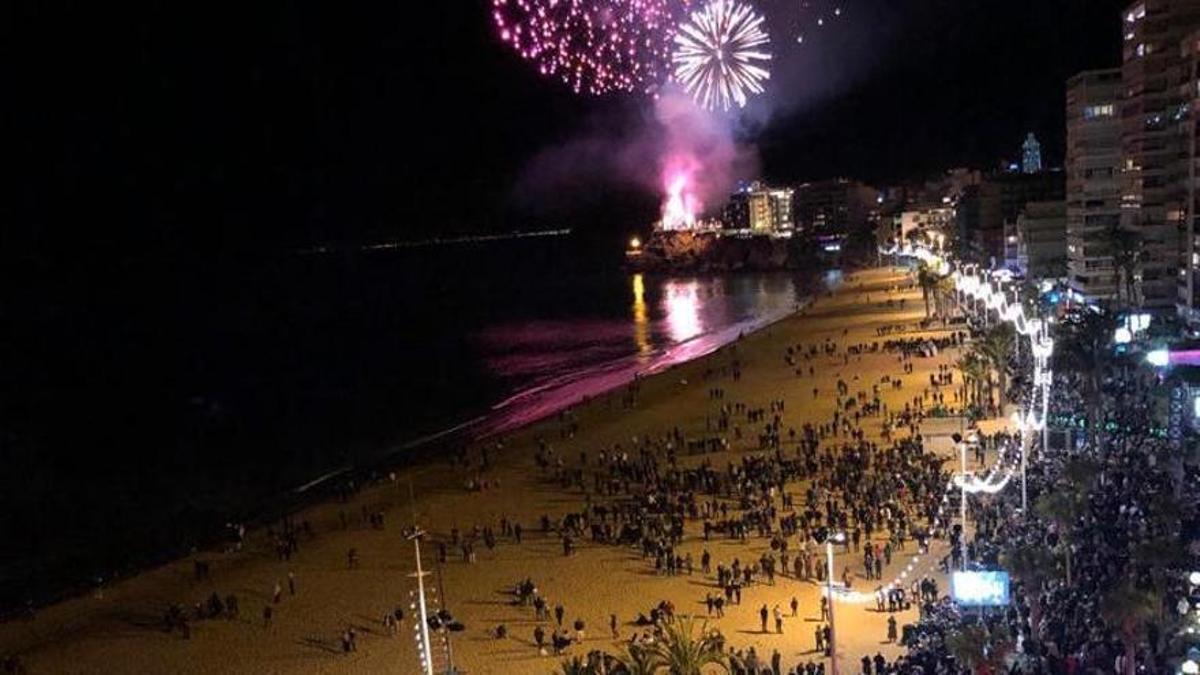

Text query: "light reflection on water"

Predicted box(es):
[474, 272, 817, 437]
[632, 273, 651, 356]
[663, 279, 702, 343]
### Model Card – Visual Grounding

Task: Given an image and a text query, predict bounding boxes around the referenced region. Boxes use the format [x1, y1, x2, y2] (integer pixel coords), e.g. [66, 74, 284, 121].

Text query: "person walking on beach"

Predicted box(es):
[273, 580, 282, 604]
[759, 604, 769, 633]
[790, 596, 799, 618]
[773, 605, 783, 634]
[534, 625, 546, 655]
[554, 603, 565, 627]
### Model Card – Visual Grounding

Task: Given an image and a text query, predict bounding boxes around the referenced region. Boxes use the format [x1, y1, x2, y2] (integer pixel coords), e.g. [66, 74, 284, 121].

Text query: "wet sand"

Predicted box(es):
[0, 266, 1002, 675]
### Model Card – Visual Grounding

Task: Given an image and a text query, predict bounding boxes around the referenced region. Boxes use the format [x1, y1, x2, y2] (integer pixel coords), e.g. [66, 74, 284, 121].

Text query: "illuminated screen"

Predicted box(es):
[951, 571, 1010, 606]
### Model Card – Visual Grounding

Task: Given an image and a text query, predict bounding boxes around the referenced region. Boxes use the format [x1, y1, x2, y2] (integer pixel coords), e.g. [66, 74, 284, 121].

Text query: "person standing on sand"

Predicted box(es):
[273, 580, 282, 604]
[759, 604, 768, 633]
[534, 625, 546, 655]
[610, 614, 618, 639]
[554, 603, 564, 627]
[288, 571, 296, 596]
[790, 596, 799, 618]
[773, 605, 783, 634]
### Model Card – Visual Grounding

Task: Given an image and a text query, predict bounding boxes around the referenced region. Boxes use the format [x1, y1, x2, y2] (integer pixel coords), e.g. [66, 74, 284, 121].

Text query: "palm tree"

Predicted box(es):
[946, 623, 1013, 675]
[1034, 491, 1080, 584]
[1002, 543, 1055, 637]
[1100, 582, 1159, 675]
[1051, 309, 1118, 444]
[946, 624, 989, 672]
[612, 644, 661, 675]
[559, 658, 600, 675]
[937, 275, 958, 318]
[1107, 223, 1142, 308]
[645, 617, 728, 675]
[976, 324, 1015, 413]
[957, 353, 988, 413]
[917, 263, 938, 318]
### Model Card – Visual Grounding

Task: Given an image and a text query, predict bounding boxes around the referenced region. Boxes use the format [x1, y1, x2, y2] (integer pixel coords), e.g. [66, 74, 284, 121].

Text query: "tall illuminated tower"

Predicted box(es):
[1022, 133, 1042, 174]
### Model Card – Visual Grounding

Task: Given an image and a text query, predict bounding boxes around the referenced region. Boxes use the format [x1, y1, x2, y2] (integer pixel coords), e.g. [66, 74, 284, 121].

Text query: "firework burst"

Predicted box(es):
[672, 0, 771, 111]
[492, 0, 681, 96]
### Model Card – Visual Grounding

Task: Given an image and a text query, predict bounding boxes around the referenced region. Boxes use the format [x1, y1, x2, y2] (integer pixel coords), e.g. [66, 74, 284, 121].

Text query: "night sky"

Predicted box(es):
[9, 0, 1128, 257]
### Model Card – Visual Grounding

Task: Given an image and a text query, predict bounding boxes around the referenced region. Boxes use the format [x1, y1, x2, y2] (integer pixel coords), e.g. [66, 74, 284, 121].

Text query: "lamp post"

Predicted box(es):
[407, 528, 435, 675]
[952, 433, 968, 568]
[960, 440, 968, 567]
[825, 531, 845, 675]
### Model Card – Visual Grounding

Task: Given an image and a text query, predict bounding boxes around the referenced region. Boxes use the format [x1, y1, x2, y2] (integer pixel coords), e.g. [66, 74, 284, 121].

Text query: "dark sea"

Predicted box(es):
[0, 232, 828, 610]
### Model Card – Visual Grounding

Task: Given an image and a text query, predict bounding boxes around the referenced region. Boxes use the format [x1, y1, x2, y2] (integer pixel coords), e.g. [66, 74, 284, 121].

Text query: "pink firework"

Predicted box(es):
[660, 157, 700, 230]
[492, 0, 685, 96]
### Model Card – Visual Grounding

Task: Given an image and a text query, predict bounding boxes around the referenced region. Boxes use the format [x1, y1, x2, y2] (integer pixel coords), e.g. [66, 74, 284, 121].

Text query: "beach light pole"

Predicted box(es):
[407, 528, 435, 675]
[952, 433, 967, 567]
[825, 531, 845, 675]
[1021, 413, 1030, 515]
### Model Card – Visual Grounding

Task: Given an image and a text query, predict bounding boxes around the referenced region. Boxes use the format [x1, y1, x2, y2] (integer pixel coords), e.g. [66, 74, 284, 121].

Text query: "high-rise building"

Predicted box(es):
[1177, 28, 1200, 328]
[1066, 68, 1124, 303]
[1120, 0, 1200, 311]
[724, 192, 751, 231]
[1015, 201, 1068, 278]
[957, 172, 1065, 266]
[793, 179, 877, 235]
[1022, 133, 1043, 174]
[723, 182, 794, 234]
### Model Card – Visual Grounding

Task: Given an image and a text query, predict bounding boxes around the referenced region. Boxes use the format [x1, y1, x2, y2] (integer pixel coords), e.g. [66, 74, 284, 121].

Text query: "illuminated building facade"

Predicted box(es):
[1177, 28, 1200, 328]
[1120, 0, 1200, 311]
[1066, 68, 1124, 303]
[725, 182, 794, 235]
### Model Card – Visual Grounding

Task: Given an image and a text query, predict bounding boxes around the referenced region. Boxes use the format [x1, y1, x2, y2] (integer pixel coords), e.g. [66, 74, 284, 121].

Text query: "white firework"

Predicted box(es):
[672, 0, 772, 111]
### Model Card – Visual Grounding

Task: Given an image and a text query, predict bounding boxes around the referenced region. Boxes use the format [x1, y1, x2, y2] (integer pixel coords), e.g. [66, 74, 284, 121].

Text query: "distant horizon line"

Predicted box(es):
[297, 228, 574, 255]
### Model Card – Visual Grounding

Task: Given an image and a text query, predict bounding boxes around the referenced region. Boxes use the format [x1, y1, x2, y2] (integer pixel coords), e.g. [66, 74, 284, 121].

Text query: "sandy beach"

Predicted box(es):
[0, 265, 1004, 675]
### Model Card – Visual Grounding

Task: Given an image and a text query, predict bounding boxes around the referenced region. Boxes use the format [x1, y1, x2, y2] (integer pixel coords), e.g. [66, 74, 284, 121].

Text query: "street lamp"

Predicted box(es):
[406, 527, 435, 675]
[819, 529, 846, 675]
[952, 433, 968, 567]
